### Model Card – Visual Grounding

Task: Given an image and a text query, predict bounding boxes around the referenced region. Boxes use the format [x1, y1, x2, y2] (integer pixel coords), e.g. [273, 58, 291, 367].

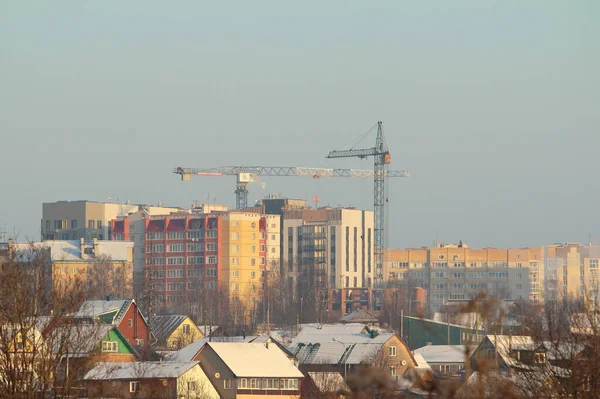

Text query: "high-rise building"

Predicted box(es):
[546, 243, 600, 303]
[111, 207, 280, 320]
[282, 207, 375, 301]
[41, 200, 182, 241]
[384, 243, 544, 312]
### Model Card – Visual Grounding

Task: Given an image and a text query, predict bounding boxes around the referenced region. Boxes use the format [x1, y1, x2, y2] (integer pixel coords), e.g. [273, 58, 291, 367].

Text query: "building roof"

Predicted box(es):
[150, 315, 191, 344]
[206, 342, 304, 378]
[11, 240, 133, 262]
[196, 325, 220, 336]
[84, 361, 199, 380]
[168, 336, 258, 362]
[414, 345, 471, 364]
[340, 310, 379, 324]
[74, 299, 133, 325]
[483, 335, 537, 368]
[290, 323, 404, 366]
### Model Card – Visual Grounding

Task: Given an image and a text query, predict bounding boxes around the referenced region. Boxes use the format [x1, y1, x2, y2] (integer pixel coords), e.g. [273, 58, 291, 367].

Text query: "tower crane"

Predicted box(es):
[326, 121, 401, 310]
[174, 165, 409, 209]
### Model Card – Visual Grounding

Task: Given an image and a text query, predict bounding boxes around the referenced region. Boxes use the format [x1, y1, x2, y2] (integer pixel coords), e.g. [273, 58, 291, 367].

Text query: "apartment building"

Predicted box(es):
[282, 207, 375, 301]
[41, 200, 181, 241]
[111, 207, 279, 316]
[546, 243, 600, 303]
[3, 239, 134, 300]
[384, 243, 544, 312]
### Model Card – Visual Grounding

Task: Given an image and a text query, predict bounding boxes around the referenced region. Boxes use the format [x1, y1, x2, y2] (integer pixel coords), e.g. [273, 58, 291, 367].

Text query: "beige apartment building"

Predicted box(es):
[282, 207, 375, 300]
[546, 243, 600, 303]
[42, 200, 182, 241]
[384, 243, 544, 312]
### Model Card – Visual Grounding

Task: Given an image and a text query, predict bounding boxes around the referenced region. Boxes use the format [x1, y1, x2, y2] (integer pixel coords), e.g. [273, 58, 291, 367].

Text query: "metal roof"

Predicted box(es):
[207, 342, 304, 378]
[84, 361, 199, 380]
[11, 240, 133, 262]
[414, 345, 471, 364]
[168, 336, 258, 362]
[150, 315, 190, 344]
[74, 299, 132, 325]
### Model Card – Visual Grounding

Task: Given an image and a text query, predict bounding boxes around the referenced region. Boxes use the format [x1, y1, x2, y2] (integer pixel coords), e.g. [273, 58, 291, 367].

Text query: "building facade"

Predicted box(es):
[6, 239, 134, 300]
[282, 208, 375, 301]
[546, 243, 600, 303]
[41, 200, 181, 241]
[384, 243, 544, 312]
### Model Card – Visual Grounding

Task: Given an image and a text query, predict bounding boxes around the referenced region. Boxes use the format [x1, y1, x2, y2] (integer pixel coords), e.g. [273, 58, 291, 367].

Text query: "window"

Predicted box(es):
[232, 221, 240, 227]
[250, 378, 261, 389]
[260, 232, 266, 239]
[260, 244, 266, 252]
[206, 268, 217, 277]
[389, 366, 397, 376]
[271, 234, 276, 241]
[167, 257, 185, 265]
[130, 381, 140, 393]
[183, 324, 190, 334]
[251, 232, 256, 240]
[251, 245, 256, 253]
[260, 257, 265, 265]
[88, 220, 95, 229]
[251, 272, 256, 279]
[239, 378, 247, 388]
[167, 231, 184, 239]
[232, 257, 239, 265]
[150, 269, 165, 279]
[61, 233, 69, 240]
[271, 247, 276, 253]
[148, 232, 165, 240]
[232, 283, 239, 291]
[187, 256, 204, 265]
[71, 219, 78, 229]
[207, 243, 217, 251]
[135, 338, 144, 346]
[232, 232, 239, 240]
[535, 352, 547, 364]
[187, 230, 203, 239]
[232, 271, 239, 279]
[168, 244, 184, 252]
[101, 341, 118, 353]
[207, 256, 217, 264]
[232, 244, 239, 253]
[149, 244, 164, 253]
[187, 243, 203, 252]
[345, 276, 349, 287]
[591, 259, 599, 269]
[354, 277, 357, 287]
[128, 319, 133, 327]
[97, 221, 102, 229]
[389, 346, 397, 356]
[206, 230, 217, 238]
[280, 379, 298, 390]
[167, 269, 185, 278]
[251, 258, 256, 266]
[45, 220, 50, 230]
[440, 365, 450, 373]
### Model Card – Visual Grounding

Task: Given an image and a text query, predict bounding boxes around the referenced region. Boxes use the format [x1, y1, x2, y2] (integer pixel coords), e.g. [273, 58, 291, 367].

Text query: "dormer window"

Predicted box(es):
[535, 352, 546, 364]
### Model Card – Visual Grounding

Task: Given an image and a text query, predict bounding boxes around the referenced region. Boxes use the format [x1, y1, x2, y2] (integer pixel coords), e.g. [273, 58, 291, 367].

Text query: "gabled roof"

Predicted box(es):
[168, 336, 258, 362]
[197, 325, 220, 336]
[205, 342, 303, 378]
[47, 324, 135, 357]
[414, 345, 473, 364]
[340, 310, 379, 323]
[290, 323, 371, 347]
[84, 361, 199, 380]
[481, 335, 538, 369]
[150, 315, 192, 344]
[74, 299, 133, 325]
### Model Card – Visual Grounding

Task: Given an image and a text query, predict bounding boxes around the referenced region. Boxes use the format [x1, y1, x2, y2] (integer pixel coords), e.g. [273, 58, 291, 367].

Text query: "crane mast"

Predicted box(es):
[326, 121, 394, 310]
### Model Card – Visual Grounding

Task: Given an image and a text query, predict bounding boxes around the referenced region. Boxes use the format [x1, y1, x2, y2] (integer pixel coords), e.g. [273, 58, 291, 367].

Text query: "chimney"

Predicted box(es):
[80, 237, 85, 259]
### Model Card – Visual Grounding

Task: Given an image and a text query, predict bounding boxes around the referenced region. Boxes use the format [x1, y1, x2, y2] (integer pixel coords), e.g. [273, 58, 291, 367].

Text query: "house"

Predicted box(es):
[74, 299, 153, 348]
[151, 315, 203, 349]
[84, 361, 219, 399]
[414, 344, 473, 376]
[339, 310, 380, 327]
[195, 342, 304, 398]
[290, 323, 417, 378]
[53, 324, 136, 385]
[471, 335, 547, 372]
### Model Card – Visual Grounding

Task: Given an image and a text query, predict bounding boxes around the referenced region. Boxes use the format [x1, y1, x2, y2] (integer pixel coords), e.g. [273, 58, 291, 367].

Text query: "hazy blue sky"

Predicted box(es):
[1, 1, 598, 248]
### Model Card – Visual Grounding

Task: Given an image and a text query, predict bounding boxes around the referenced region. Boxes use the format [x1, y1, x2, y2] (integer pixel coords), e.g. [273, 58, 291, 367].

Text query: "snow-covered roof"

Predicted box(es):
[84, 361, 199, 380]
[307, 372, 348, 393]
[74, 299, 132, 325]
[196, 325, 219, 336]
[168, 336, 258, 362]
[12, 240, 133, 262]
[414, 345, 473, 364]
[340, 310, 379, 323]
[207, 342, 303, 378]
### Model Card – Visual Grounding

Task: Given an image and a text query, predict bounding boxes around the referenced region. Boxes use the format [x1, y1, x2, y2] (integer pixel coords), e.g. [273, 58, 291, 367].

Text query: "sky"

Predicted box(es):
[1, 1, 598, 249]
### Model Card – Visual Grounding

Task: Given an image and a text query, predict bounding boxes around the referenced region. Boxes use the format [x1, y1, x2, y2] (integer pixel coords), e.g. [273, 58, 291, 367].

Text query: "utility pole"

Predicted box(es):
[400, 309, 404, 340]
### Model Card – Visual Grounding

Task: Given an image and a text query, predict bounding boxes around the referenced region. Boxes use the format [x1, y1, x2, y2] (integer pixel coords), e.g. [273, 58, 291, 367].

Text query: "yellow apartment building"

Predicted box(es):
[546, 243, 600, 304]
[384, 243, 544, 312]
[8, 239, 134, 300]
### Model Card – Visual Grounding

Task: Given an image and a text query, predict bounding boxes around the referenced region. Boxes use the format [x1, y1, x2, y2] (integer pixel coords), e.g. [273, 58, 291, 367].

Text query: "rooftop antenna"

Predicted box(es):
[589, 233, 593, 246]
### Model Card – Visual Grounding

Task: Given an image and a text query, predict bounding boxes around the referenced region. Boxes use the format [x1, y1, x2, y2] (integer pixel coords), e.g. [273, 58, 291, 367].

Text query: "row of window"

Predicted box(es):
[147, 230, 218, 240]
[149, 268, 218, 279]
[225, 378, 299, 390]
[46, 220, 104, 230]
